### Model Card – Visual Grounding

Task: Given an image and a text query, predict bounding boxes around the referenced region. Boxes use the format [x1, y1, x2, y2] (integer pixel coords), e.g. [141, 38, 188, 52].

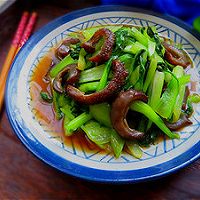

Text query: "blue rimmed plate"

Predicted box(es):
[6, 6, 200, 183]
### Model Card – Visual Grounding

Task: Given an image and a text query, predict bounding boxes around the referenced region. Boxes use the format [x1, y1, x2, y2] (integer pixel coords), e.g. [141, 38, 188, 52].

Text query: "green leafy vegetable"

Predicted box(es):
[185, 94, 200, 116]
[81, 120, 111, 145]
[131, 27, 148, 46]
[110, 130, 125, 158]
[128, 49, 147, 89]
[139, 127, 159, 147]
[70, 44, 81, 60]
[40, 91, 53, 103]
[79, 82, 99, 93]
[172, 66, 187, 122]
[133, 51, 148, 90]
[52, 90, 63, 120]
[155, 73, 179, 119]
[124, 42, 147, 55]
[147, 27, 165, 57]
[89, 103, 112, 128]
[126, 141, 143, 159]
[147, 39, 156, 57]
[60, 104, 75, 121]
[147, 70, 164, 130]
[65, 112, 92, 133]
[97, 57, 114, 91]
[77, 48, 87, 70]
[188, 93, 200, 103]
[79, 64, 105, 83]
[50, 55, 75, 78]
[143, 56, 157, 92]
[130, 101, 180, 139]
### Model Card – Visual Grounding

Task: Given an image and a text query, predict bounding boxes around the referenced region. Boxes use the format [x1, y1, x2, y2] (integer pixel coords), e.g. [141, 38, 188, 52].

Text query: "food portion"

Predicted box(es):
[32, 25, 200, 159]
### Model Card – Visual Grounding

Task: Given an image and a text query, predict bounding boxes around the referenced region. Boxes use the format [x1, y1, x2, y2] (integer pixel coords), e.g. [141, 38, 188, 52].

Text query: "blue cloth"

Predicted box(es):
[101, 0, 200, 24]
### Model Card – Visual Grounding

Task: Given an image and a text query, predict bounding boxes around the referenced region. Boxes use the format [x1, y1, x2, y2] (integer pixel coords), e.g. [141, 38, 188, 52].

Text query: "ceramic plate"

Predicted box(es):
[6, 6, 200, 183]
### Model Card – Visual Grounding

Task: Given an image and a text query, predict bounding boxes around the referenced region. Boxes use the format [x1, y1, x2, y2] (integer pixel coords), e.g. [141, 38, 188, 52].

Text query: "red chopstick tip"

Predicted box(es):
[24, 11, 29, 15]
[18, 11, 38, 48]
[12, 11, 29, 46]
[32, 12, 37, 16]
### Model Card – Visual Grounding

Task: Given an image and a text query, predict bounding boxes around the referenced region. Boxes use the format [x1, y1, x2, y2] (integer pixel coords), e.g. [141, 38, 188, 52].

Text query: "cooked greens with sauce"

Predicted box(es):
[32, 25, 200, 159]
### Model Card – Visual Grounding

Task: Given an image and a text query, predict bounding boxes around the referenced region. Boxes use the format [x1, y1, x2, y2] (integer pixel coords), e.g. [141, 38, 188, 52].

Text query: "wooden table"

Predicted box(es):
[0, 1, 200, 199]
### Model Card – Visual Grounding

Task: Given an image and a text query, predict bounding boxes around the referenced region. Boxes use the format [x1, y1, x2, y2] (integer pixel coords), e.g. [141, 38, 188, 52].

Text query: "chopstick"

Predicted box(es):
[0, 11, 37, 112]
[16, 12, 37, 53]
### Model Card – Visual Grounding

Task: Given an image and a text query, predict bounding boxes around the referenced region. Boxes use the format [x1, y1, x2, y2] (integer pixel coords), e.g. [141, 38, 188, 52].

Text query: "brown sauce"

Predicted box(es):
[30, 51, 104, 153]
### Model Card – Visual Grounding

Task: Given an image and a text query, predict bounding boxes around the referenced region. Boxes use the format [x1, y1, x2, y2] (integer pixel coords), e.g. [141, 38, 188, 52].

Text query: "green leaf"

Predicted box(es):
[147, 26, 165, 57]
[81, 120, 111, 145]
[97, 58, 113, 91]
[131, 27, 148, 46]
[126, 141, 143, 159]
[40, 91, 53, 103]
[52, 90, 63, 120]
[155, 74, 179, 119]
[188, 93, 200, 103]
[89, 103, 112, 128]
[110, 130, 125, 158]
[65, 112, 92, 133]
[143, 57, 157, 92]
[60, 104, 75, 120]
[79, 64, 105, 83]
[79, 82, 99, 93]
[130, 101, 180, 139]
[70, 44, 81, 60]
[124, 42, 147, 54]
[50, 55, 75, 78]
[77, 48, 87, 70]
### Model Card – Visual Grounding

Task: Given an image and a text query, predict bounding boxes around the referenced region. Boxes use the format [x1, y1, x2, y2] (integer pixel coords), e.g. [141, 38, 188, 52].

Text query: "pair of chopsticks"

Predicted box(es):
[0, 11, 37, 112]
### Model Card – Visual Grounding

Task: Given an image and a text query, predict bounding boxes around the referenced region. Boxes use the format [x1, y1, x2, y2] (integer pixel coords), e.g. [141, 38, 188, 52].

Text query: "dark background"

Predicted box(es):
[0, 0, 200, 199]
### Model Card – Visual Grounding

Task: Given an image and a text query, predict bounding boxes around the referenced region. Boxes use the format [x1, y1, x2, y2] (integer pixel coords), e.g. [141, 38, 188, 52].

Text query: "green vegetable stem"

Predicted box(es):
[89, 103, 112, 128]
[155, 73, 179, 119]
[131, 27, 148, 46]
[81, 120, 111, 146]
[172, 66, 188, 122]
[97, 58, 114, 91]
[65, 112, 92, 133]
[50, 55, 75, 78]
[126, 141, 143, 159]
[147, 70, 164, 130]
[143, 57, 157, 93]
[79, 82, 99, 93]
[130, 101, 180, 139]
[61, 104, 76, 136]
[110, 130, 125, 158]
[77, 48, 87, 70]
[79, 64, 105, 83]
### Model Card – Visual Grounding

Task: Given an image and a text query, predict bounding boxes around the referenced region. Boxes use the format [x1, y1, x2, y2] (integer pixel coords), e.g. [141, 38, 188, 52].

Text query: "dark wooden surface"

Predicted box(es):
[0, 1, 200, 199]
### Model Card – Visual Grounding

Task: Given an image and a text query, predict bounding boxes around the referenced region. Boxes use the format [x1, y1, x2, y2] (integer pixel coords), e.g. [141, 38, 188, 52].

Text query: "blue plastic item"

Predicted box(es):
[101, 0, 200, 24]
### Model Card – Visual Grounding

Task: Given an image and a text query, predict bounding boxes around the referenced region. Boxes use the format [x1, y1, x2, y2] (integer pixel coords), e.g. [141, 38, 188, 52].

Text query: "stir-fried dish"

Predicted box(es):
[32, 25, 200, 158]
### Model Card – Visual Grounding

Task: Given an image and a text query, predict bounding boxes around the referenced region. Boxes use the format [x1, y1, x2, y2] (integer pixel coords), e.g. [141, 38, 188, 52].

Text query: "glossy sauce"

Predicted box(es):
[30, 50, 103, 153]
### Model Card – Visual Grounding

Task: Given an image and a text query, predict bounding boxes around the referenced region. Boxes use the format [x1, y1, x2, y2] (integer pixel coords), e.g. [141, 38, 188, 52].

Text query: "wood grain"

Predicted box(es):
[0, 0, 200, 199]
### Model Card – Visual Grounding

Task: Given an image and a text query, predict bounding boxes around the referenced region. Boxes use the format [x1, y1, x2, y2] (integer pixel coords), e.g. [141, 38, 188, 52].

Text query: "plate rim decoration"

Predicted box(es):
[5, 5, 200, 183]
